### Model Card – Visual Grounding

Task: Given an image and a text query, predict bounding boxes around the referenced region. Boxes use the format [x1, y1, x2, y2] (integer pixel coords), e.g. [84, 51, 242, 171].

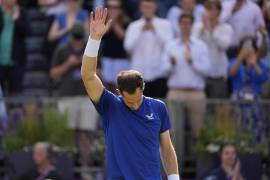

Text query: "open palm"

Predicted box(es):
[90, 7, 112, 40]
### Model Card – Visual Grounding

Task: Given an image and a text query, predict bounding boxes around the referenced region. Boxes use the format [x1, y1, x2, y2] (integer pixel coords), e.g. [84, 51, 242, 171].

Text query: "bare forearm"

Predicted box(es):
[50, 62, 70, 80]
[48, 28, 69, 41]
[230, 59, 242, 76]
[254, 64, 262, 75]
[161, 146, 179, 175]
[113, 24, 125, 40]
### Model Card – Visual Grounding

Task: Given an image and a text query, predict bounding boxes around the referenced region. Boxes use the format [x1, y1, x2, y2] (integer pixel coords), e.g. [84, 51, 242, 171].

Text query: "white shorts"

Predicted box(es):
[102, 57, 130, 83]
[57, 96, 98, 131]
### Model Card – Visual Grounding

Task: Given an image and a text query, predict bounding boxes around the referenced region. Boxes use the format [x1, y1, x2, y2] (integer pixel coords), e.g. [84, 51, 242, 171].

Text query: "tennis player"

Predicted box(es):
[81, 7, 180, 180]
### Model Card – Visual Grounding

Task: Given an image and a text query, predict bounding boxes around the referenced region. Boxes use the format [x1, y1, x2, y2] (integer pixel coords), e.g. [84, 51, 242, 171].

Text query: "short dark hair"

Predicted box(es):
[178, 13, 194, 24]
[205, 0, 222, 12]
[117, 70, 144, 94]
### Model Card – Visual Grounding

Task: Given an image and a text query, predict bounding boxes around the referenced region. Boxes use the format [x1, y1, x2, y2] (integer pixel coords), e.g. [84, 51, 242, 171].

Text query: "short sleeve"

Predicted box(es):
[159, 102, 171, 133]
[92, 89, 117, 116]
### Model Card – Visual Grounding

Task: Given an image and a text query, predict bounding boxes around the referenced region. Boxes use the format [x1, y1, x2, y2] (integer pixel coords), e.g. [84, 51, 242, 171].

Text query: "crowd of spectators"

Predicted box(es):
[0, 0, 270, 178]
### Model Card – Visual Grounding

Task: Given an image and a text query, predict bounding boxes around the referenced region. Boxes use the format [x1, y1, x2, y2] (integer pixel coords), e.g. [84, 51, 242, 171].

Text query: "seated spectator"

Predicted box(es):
[192, 0, 233, 98]
[18, 142, 62, 180]
[205, 141, 246, 180]
[164, 13, 210, 137]
[167, 0, 205, 36]
[0, 0, 28, 96]
[229, 36, 268, 100]
[50, 24, 98, 167]
[220, 0, 266, 58]
[124, 0, 173, 98]
[101, 0, 130, 93]
[48, 0, 88, 45]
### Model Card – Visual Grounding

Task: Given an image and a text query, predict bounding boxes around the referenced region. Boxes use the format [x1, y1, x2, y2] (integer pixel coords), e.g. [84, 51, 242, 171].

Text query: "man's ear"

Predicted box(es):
[116, 89, 121, 95]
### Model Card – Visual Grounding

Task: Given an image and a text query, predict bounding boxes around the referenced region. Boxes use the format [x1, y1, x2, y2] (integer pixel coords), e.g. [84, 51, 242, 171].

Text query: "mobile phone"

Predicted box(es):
[233, 157, 239, 168]
[243, 39, 253, 50]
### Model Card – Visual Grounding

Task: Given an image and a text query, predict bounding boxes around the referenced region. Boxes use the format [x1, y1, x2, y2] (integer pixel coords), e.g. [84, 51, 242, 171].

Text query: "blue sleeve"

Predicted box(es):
[159, 102, 171, 134]
[92, 89, 117, 116]
[254, 63, 268, 83]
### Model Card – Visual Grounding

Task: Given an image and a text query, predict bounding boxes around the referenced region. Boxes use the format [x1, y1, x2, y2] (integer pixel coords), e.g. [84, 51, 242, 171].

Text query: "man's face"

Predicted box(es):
[181, 0, 196, 12]
[122, 88, 143, 110]
[3, 0, 16, 7]
[140, 1, 157, 20]
[207, 5, 220, 19]
[33, 145, 48, 166]
[179, 17, 192, 36]
[221, 145, 237, 167]
[72, 38, 84, 51]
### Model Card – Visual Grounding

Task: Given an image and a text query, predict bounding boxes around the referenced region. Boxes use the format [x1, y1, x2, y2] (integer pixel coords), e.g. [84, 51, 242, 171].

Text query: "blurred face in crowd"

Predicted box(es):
[181, 0, 196, 13]
[67, 0, 81, 11]
[206, 3, 220, 20]
[33, 143, 50, 166]
[2, 0, 17, 7]
[108, 0, 122, 20]
[221, 145, 237, 168]
[140, 0, 157, 20]
[179, 16, 193, 37]
[71, 37, 85, 52]
[121, 88, 144, 110]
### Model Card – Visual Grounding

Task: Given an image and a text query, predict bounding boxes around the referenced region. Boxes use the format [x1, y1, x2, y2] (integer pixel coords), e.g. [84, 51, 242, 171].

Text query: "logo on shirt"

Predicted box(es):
[146, 113, 154, 120]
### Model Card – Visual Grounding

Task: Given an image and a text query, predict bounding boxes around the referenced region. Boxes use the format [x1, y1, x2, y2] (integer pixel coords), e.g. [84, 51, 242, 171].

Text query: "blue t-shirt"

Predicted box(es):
[228, 60, 268, 95]
[93, 89, 171, 180]
[55, 10, 88, 44]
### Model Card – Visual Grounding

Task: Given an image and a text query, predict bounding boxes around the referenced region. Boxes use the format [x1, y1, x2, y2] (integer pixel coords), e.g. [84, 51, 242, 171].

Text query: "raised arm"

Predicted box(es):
[81, 8, 112, 102]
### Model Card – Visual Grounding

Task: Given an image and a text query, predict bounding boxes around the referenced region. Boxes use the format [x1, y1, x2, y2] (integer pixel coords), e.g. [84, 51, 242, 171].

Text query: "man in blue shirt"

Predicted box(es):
[81, 5, 180, 180]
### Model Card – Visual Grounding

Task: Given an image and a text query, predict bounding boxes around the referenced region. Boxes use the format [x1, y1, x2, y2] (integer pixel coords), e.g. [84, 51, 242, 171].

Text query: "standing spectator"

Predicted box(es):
[48, 0, 88, 45]
[205, 141, 246, 180]
[192, 0, 233, 98]
[163, 14, 210, 161]
[50, 24, 98, 167]
[220, 0, 265, 58]
[101, 0, 130, 93]
[0, 0, 28, 96]
[229, 36, 268, 142]
[229, 36, 268, 100]
[124, 0, 173, 98]
[18, 142, 62, 180]
[167, 0, 205, 36]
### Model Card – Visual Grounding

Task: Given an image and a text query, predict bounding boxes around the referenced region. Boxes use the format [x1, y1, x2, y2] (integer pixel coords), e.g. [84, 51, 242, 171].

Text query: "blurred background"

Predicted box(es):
[0, 0, 270, 179]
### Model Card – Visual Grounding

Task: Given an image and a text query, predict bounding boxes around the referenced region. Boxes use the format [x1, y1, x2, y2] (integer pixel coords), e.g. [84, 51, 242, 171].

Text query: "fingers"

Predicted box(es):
[105, 19, 113, 31]
[102, 8, 108, 24]
[90, 11, 94, 22]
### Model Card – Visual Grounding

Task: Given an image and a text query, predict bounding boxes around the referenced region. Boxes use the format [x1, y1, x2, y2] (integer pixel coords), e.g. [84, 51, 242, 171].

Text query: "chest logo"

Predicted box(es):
[146, 113, 154, 120]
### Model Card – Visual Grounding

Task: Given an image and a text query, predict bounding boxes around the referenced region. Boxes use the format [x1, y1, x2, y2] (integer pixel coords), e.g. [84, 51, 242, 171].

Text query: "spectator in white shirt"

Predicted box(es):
[167, 0, 205, 36]
[124, 0, 174, 98]
[163, 14, 210, 150]
[220, 0, 265, 58]
[192, 0, 233, 98]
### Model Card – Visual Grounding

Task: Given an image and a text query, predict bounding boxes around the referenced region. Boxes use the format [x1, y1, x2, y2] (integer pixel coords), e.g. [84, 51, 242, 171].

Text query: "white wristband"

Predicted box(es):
[84, 37, 101, 57]
[168, 174, 180, 180]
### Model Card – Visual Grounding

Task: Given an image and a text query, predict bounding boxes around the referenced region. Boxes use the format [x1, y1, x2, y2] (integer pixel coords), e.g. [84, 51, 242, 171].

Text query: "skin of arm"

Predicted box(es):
[48, 20, 70, 42]
[81, 8, 112, 103]
[160, 130, 179, 176]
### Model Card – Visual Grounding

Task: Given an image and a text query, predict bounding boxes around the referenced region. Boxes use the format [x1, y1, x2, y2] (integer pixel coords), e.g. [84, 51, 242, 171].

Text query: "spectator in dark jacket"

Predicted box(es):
[0, 0, 28, 96]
